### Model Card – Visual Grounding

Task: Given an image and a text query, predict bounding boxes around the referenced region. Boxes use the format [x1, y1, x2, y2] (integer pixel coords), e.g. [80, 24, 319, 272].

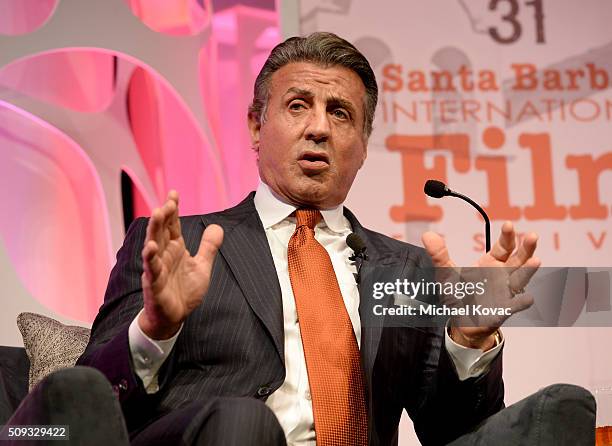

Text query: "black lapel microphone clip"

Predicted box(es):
[347, 233, 368, 284]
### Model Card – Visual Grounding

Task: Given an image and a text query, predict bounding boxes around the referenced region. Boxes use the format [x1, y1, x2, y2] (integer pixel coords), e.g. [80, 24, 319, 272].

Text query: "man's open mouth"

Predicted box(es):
[298, 151, 330, 173]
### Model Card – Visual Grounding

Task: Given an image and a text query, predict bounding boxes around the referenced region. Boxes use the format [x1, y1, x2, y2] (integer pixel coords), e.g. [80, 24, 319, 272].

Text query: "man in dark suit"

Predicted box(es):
[77, 32, 542, 446]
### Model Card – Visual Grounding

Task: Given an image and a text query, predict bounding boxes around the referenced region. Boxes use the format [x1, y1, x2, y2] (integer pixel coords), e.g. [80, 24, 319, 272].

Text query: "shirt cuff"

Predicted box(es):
[444, 327, 504, 381]
[128, 309, 182, 393]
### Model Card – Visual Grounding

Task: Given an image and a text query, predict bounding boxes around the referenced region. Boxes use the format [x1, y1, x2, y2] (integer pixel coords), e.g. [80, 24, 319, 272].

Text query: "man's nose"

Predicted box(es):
[305, 106, 330, 143]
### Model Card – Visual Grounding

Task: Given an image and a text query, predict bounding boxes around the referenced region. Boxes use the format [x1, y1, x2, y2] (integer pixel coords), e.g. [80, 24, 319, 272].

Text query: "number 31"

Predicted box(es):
[488, 0, 545, 44]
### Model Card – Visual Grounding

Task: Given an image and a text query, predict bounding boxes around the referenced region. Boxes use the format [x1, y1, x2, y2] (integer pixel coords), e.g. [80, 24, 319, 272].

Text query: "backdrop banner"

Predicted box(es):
[297, 0, 612, 268]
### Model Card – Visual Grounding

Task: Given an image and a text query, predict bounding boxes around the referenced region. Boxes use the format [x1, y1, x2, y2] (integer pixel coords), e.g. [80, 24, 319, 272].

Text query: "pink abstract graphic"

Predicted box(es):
[0, 101, 113, 321]
[200, 5, 280, 201]
[125, 0, 211, 36]
[127, 63, 227, 216]
[0, 0, 59, 36]
[0, 0, 279, 322]
[0, 50, 115, 113]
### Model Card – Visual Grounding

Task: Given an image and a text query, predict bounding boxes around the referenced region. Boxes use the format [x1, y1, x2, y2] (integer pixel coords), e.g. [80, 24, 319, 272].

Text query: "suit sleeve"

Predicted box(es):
[404, 251, 505, 446]
[76, 218, 177, 428]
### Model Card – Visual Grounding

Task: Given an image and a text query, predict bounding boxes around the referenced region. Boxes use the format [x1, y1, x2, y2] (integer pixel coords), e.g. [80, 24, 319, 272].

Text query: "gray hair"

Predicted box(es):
[248, 32, 378, 138]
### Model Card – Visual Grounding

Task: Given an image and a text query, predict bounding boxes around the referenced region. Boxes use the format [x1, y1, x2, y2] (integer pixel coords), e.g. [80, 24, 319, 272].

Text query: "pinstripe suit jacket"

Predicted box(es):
[77, 193, 504, 446]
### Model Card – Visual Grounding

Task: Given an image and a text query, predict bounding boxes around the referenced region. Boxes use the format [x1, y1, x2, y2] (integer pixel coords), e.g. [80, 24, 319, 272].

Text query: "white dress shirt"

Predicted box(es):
[128, 180, 503, 445]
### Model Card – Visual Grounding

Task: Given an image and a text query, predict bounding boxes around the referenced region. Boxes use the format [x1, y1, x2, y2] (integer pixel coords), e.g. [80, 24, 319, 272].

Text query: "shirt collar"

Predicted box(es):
[253, 180, 349, 233]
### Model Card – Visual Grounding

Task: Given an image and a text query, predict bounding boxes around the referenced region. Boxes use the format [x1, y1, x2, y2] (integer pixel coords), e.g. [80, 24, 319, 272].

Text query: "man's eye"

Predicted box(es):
[289, 101, 306, 110]
[332, 109, 349, 119]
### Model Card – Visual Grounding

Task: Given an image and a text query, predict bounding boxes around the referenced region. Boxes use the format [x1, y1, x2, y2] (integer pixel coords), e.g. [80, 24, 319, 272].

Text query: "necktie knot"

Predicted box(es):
[295, 209, 321, 230]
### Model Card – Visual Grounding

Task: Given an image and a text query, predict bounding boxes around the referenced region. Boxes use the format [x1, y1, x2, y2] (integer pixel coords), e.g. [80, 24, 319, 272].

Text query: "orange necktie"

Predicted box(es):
[287, 209, 368, 446]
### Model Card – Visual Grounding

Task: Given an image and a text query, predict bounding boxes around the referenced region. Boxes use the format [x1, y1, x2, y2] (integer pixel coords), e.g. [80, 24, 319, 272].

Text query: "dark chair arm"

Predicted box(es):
[0, 346, 30, 423]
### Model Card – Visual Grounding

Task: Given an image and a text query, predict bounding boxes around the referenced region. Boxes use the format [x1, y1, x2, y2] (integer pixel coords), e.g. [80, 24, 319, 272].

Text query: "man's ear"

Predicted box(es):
[247, 112, 261, 151]
[359, 144, 368, 168]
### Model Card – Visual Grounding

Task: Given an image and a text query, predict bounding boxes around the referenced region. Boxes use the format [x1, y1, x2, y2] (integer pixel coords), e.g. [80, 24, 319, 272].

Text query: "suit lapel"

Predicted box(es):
[343, 209, 386, 386]
[344, 208, 401, 389]
[201, 194, 285, 365]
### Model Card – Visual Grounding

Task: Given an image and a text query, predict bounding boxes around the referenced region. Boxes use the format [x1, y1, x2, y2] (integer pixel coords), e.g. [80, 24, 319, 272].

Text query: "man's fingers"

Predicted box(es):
[507, 232, 538, 269]
[142, 236, 159, 264]
[141, 271, 152, 296]
[165, 190, 181, 239]
[142, 240, 164, 280]
[159, 195, 177, 236]
[145, 191, 181, 253]
[145, 207, 165, 247]
[488, 221, 516, 262]
[421, 231, 456, 267]
[168, 189, 179, 206]
[196, 224, 224, 265]
[508, 256, 541, 293]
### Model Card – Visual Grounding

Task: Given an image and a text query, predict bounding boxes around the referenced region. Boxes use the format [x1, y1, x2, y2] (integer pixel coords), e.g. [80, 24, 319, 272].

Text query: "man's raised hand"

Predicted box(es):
[422, 222, 540, 350]
[138, 190, 224, 340]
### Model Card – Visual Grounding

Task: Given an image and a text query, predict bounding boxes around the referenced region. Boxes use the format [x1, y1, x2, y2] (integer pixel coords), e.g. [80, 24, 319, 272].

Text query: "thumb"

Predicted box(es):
[422, 231, 455, 267]
[197, 224, 224, 265]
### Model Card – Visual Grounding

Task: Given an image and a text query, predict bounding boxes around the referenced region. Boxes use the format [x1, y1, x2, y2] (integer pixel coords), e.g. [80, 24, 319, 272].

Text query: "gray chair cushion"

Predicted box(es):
[17, 312, 91, 390]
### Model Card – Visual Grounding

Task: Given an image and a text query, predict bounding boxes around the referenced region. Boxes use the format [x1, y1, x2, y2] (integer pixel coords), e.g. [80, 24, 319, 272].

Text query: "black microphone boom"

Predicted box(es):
[423, 180, 491, 252]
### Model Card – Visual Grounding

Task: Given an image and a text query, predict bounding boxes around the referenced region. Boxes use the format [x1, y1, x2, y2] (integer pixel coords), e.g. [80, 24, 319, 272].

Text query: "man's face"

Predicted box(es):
[249, 61, 368, 209]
